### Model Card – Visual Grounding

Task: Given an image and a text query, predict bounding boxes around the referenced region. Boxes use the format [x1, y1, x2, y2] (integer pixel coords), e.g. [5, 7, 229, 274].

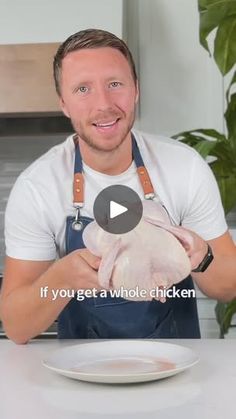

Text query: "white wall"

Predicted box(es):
[0, 0, 123, 43]
[124, 0, 234, 338]
[125, 0, 224, 137]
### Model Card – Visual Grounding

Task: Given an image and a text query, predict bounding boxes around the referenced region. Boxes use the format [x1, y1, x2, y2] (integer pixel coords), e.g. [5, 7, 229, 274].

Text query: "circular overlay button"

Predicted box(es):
[93, 185, 143, 234]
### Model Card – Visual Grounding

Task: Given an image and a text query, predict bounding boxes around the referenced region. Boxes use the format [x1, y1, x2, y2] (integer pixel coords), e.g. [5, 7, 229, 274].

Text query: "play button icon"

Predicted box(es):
[110, 201, 128, 219]
[93, 185, 143, 234]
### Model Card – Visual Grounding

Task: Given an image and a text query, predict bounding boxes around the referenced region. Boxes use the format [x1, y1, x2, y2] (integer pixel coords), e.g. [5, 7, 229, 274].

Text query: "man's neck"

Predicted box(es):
[76, 134, 133, 175]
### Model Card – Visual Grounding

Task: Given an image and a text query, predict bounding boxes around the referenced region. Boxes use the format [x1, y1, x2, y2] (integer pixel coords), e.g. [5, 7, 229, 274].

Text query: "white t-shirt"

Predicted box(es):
[5, 129, 227, 261]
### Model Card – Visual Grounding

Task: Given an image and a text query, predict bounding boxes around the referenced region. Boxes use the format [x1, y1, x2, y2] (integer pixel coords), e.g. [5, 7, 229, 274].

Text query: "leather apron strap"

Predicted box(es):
[72, 132, 155, 207]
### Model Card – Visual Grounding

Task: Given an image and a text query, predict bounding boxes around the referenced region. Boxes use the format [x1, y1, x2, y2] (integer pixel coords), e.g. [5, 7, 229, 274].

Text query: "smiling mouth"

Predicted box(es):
[93, 118, 120, 128]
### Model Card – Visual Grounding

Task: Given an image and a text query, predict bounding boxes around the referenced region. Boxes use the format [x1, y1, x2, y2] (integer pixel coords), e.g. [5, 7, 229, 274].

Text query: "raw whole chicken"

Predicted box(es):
[82, 200, 193, 301]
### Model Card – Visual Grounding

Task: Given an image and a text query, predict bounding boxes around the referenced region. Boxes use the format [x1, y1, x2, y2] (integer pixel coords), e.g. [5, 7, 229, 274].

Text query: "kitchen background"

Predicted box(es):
[0, 0, 235, 337]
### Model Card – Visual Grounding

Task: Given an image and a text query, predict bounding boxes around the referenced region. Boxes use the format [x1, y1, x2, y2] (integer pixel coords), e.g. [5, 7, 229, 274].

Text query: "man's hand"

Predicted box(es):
[159, 224, 236, 301]
[185, 230, 236, 302]
[55, 248, 103, 292]
[172, 226, 209, 270]
[0, 249, 103, 343]
[156, 222, 209, 270]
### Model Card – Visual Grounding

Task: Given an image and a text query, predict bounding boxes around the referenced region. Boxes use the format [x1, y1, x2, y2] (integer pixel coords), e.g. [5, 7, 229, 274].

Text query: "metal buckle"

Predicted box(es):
[72, 207, 83, 231]
[144, 192, 155, 200]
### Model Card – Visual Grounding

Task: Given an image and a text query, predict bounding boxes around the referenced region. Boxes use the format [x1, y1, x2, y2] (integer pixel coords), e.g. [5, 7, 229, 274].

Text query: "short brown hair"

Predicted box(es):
[53, 28, 137, 96]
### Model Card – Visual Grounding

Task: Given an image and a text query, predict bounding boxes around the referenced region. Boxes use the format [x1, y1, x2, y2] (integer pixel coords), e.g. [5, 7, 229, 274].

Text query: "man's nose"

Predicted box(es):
[94, 86, 113, 110]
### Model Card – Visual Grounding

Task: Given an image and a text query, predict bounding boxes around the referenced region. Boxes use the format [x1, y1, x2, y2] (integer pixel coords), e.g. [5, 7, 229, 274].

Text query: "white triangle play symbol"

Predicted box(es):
[110, 201, 128, 219]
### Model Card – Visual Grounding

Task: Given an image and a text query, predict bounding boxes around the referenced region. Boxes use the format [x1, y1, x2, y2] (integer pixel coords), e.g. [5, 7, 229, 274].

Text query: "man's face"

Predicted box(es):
[59, 47, 139, 152]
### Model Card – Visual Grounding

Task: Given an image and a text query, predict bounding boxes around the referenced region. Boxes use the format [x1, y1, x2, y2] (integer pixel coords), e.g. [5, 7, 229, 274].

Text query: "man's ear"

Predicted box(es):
[59, 97, 70, 118]
[135, 81, 139, 104]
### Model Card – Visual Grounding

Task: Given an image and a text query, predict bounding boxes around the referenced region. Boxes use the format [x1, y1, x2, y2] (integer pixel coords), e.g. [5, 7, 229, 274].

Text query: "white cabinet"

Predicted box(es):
[0, 43, 60, 113]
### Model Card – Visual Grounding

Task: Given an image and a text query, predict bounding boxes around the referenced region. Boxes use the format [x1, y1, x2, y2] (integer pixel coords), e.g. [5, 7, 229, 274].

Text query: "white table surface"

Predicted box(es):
[0, 338, 235, 419]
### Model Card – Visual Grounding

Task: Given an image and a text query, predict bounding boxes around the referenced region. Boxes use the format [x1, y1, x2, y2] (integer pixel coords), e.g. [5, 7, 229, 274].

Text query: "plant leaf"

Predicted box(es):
[214, 16, 236, 74]
[225, 72, 236, 146]
[199, 1, 236, 52]
[225, 93, 236, 145]
[187, 128, 226, 141]
[173, 128, 225, 140]
[225, 69, 236, 104]
[218, 177, 236, 213]
[194, 139, 217, 158]
[215, 300, 236, 336]
[172, 129, 236, 213]
[215, 301, 228, 336]
[199, 0, 233, 11]
[211, 140, 236, 163]
[172, 131, 207, 147]
[211, 161, 236, 212]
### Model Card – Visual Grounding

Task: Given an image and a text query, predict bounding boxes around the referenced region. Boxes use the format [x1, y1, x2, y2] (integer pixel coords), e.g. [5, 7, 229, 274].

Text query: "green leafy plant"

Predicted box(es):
[172, 0, 236, 337]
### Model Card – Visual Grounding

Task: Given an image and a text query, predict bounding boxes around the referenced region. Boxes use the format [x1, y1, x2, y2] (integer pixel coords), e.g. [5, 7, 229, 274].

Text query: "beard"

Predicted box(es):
[70, 107, 136, 153]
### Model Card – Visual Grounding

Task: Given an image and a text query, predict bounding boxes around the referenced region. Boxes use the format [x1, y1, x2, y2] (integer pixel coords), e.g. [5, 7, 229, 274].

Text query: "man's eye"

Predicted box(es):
[110, 81, 122, 88]
[78, 86, 88, 93]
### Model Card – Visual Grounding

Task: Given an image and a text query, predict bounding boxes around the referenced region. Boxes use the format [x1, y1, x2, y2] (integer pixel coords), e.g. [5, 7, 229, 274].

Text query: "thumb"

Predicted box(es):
[78, 248, 101, 270]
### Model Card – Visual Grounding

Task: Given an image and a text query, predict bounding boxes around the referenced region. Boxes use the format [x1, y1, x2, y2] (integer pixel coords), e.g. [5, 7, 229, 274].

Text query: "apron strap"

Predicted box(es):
[131, 134, 155, 199]
[73, 135, 84, 207]
[73, 132, 155, 206]
[73, 173, 84, 207]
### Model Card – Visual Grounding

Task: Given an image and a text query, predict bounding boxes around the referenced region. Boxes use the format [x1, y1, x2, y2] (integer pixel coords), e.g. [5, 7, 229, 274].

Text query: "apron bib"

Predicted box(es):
[57, 133, 200, 339]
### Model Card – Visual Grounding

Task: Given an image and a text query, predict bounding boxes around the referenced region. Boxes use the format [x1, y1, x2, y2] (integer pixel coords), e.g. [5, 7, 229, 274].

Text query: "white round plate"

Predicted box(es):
[42, 340, 199, 384]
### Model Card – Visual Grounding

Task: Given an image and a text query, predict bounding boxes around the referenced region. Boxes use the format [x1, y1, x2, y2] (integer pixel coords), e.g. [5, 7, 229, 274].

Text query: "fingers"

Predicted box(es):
[77, 250, 105, 292]
[152, 285, 166, 303]
[78, 248, 101, 270]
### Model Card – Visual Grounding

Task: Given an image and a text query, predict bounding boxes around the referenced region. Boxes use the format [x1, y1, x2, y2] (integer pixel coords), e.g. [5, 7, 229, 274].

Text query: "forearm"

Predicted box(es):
[0, 262, 73, 344]
[192, 255, 236, 302]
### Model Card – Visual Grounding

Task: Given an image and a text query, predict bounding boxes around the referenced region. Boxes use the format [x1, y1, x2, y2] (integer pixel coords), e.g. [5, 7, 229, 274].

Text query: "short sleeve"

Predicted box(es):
[4, 176, 56, 261]
[181, 152, 228, 240]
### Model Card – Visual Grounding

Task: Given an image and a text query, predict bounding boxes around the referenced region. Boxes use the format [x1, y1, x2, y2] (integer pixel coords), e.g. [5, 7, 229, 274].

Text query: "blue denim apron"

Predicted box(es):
[57, 134, 201, 339]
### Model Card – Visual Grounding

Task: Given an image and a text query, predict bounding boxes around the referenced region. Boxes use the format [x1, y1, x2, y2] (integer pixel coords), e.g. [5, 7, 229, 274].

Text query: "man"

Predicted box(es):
[0, 29, 235, 344]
